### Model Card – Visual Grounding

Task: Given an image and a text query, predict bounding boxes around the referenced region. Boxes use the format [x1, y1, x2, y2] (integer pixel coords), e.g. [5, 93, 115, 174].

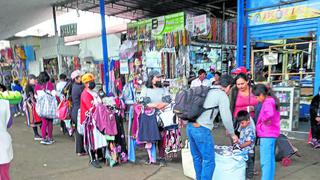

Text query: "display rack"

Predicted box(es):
[273, 87, 300, 131]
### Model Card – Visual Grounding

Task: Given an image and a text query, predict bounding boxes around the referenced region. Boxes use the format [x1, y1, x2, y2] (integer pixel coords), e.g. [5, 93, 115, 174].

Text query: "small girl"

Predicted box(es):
[252, 84, 280, 180]
[0, 99, 13, 180]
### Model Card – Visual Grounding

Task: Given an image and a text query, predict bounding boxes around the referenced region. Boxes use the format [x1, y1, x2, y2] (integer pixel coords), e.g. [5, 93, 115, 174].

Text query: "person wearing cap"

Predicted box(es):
[70, 70, 86, 156]
[187, 75, 238, 180]
[140, 70, 170, 166]
[206, 65, 216, 80]
[24, 74, 41, 141]
[80, 73, 106, 168]
[190, 69, 211, 88]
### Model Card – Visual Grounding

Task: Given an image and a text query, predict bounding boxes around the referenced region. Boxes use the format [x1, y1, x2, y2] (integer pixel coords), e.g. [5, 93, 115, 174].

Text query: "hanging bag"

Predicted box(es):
[35, 83, 57, 119]
[181, 140, 196, 179]
[56, 97, 70, 120]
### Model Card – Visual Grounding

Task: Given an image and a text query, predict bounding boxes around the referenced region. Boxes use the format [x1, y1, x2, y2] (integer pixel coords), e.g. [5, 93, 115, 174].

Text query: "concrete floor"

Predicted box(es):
[8, 117, 320, 180]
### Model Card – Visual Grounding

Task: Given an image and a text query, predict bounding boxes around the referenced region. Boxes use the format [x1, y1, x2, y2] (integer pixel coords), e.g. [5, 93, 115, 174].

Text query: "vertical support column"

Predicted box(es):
[236, 0, 244, 67]
[245, 6, 251, 70]
[314, 20, 320, 95]
[53, 6, 58, 36]
[100, 0, 109, 93]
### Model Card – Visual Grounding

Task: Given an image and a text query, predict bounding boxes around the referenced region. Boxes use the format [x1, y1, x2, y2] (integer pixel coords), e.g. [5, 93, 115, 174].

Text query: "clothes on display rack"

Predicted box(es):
[162, 125, 182, 156]
[93, 104, 118, 136]
[138, 109, 161, 142]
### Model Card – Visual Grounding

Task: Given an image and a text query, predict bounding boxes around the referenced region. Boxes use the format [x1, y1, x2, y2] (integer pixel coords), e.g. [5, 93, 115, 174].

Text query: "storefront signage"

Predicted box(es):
[127, 12, 184, 40]
[263, 52, 278, 65]
[189, 14, 208, 36]
[248, 2, 320, 26]
[60, 23, 77, 37]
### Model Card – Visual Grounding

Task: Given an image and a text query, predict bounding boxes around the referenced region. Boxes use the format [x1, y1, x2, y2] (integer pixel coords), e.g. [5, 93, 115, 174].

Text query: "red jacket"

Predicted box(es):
[80, 89, 94, 124]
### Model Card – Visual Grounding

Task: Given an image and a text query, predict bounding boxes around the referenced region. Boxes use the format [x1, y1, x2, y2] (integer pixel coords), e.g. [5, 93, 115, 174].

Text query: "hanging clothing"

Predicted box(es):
[80, 89, 94, 124]
[162, 126, 182, 155]
[93, 104, 118, 136]
[83, 111, 107, 151]
[137, 110, 161, 142]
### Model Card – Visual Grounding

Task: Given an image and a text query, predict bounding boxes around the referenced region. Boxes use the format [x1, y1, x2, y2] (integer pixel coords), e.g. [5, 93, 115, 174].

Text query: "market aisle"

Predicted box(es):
[9, 116, 187, 180]
[8, 116, 320, 180]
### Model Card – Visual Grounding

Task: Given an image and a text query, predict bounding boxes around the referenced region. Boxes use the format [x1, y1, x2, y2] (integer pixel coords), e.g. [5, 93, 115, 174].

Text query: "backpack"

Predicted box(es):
[173, 86, 218, 122]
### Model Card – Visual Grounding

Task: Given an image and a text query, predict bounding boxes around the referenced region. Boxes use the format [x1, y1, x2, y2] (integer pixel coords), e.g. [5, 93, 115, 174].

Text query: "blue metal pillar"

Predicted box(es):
[99, 0, 109, 93]
[245, 6, 251, 70]
[236, 0, 244, 67]
[314, 20, 320, 95]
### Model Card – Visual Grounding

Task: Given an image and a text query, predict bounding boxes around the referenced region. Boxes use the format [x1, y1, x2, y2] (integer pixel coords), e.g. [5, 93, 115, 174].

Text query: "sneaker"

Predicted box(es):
[159, 159, 167, 167]
[13, 113, 19, 118]
[34, 135, 42, 141]
[90, 160, 102, 168]
[314, 141, 320, 149]
[310, 138, 318, 147]
[40, 139, 48, 145]
[47, 139, 55, 145]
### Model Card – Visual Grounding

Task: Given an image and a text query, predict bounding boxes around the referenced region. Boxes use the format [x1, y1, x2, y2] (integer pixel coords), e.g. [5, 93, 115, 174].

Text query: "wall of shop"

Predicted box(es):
[79, 33, 121, 61]
[245, 0, 320, 94]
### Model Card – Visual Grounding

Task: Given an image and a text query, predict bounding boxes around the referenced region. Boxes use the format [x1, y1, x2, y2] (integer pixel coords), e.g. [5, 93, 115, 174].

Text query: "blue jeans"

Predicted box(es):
[260, 138, 276, 180]
[187, 123, 215, 180]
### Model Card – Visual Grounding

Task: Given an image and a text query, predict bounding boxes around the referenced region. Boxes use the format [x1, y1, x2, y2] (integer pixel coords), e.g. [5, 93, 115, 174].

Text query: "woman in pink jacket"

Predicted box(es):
[252, 84, 280, 180]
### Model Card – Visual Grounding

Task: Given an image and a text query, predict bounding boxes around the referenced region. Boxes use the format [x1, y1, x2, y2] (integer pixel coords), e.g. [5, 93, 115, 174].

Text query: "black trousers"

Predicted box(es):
[246, 153, 255, 179]
[310, 118, 320, 140]
[74, 122, 86, 154]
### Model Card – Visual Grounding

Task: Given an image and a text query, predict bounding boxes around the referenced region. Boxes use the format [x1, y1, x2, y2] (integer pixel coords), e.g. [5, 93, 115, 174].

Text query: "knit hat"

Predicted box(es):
[71, 70, 82, 80]
[81, 73, 95, 84]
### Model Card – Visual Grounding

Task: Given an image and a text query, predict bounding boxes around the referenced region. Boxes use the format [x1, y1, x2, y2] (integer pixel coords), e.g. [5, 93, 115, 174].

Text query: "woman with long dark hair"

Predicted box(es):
[252, 84, 280, 180]
[140, 70, 170, 167]
[34, 71, 55, 145]
[24, 74, 41, 140]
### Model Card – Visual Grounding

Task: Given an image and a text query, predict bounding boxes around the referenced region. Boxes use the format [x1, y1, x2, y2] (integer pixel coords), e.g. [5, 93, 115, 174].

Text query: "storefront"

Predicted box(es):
[245, 0, 320, 133]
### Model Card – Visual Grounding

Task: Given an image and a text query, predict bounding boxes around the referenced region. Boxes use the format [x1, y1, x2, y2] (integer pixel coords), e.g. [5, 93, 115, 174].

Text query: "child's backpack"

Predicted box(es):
[173, 86, 218, 122]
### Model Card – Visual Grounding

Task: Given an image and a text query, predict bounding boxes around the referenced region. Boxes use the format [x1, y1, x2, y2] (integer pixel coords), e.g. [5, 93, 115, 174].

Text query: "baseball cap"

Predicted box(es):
[210, 65, 216, 71]
[71, 70, 82, 80]
[148, 70, 162, 78]
[81, 73, 95, 84]
[231, 66, 247, 75]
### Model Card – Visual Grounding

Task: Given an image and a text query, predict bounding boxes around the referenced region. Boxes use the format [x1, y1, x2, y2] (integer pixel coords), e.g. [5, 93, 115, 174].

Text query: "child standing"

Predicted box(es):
[252, 84, 280, 180]
[237, 110, 256, 180]
[11, 80, 24, 117]
[0, 99, 13, 180]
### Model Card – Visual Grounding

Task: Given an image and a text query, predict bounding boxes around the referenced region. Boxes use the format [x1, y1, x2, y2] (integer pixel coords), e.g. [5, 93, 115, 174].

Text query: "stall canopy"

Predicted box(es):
[54, 0, 237, 20]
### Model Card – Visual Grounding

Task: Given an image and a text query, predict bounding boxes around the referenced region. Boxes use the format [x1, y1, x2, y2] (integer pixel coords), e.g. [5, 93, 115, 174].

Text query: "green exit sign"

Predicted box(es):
[60, 23, 77, 37]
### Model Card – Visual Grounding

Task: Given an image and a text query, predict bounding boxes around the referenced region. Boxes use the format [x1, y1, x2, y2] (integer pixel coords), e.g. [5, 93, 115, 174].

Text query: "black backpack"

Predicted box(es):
[173, 86, 218, 122]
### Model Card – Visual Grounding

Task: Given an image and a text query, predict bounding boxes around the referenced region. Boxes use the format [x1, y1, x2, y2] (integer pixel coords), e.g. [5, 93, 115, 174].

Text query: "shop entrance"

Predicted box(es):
[250, 38, 316, 134]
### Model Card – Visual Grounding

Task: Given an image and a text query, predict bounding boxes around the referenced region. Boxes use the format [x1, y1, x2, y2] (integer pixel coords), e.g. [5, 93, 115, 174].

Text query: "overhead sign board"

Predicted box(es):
[60, 23, 77, 37]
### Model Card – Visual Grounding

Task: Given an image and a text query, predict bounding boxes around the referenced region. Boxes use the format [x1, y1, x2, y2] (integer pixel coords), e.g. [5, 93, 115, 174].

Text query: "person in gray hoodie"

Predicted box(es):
[187, 74, 238, 180]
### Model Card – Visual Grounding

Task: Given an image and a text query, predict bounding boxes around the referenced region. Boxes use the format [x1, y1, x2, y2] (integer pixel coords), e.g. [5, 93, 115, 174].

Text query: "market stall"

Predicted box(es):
[245, 0, 320, 133]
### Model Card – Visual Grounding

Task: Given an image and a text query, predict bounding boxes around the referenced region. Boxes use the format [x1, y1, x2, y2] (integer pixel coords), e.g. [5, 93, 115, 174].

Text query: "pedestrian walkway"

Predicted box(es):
[9, 117, 320, 180]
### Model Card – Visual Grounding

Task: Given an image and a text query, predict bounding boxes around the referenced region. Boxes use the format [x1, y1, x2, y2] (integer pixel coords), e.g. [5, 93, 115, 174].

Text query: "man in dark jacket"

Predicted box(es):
[310, 88, 320, 148]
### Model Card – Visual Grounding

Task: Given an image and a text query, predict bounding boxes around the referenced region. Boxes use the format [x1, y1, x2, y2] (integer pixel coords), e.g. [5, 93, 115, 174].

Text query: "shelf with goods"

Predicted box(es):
[273, 87, 300, 131]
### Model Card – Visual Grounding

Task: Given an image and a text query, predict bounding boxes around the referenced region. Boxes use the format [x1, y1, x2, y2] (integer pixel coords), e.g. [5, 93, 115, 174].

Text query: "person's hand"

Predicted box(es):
[316, 117, 320, 122]
[231, 135, 239, 144]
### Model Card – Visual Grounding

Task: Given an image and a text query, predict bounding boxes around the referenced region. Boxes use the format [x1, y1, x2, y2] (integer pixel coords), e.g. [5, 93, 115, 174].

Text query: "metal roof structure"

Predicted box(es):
[54, 0, 237, 20]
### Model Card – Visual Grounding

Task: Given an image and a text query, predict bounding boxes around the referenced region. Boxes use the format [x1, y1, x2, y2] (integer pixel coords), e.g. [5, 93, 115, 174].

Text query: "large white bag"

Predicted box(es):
[181, 141, 196, 180]
[212, 151, 246, 180]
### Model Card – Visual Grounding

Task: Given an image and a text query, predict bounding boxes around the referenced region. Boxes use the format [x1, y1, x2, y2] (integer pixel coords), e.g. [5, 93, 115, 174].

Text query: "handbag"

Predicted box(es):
[181, 140, 196, 179]
[35, 84, 57, 119]
[77, 109, 84, 135]
[56, 98, 70, 120]
[157, 105, 177, 128]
